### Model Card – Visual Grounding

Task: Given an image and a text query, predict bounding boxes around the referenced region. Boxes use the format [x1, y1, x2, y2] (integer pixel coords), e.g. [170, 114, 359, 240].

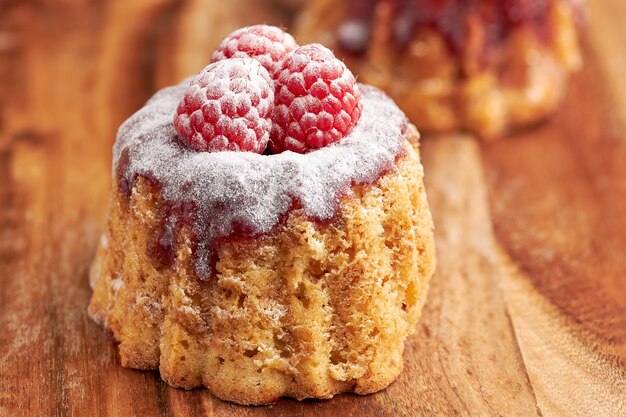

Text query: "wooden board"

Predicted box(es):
[0, 0, 625, 416]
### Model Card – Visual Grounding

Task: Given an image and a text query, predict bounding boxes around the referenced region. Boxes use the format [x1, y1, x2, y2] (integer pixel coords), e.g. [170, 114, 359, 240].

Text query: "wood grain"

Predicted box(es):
[0, 0, 625, 416]
[482, 47, 626, 362]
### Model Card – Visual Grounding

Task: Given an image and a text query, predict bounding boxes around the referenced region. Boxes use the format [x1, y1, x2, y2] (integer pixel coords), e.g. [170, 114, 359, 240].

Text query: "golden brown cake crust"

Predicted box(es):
[89, 128, 435, 405]
[295, 0, 583, 139]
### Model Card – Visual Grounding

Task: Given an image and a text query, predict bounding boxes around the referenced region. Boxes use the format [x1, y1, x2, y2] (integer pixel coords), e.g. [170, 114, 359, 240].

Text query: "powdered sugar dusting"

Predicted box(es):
[114, 80, 408, 279]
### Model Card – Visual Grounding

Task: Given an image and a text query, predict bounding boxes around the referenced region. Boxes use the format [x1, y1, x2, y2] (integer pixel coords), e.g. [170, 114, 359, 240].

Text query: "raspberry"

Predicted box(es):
[174, 58, 274, 153]
[270, 44, 362, 154]
[212, 25, 298, 76]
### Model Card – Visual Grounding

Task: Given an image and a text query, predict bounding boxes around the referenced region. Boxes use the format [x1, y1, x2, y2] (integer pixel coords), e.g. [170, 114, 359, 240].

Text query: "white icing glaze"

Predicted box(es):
[114, 79, 408, 279]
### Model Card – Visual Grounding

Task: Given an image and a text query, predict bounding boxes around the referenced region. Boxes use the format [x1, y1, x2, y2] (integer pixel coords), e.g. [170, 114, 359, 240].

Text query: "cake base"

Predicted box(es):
[89, 132, 435, 405]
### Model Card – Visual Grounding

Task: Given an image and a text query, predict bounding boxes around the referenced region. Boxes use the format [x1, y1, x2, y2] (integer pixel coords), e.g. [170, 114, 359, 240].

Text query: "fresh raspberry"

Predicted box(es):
[212, 25, 298, 76]
[270, 44, 362, 154]
[174, 58, 274, 153]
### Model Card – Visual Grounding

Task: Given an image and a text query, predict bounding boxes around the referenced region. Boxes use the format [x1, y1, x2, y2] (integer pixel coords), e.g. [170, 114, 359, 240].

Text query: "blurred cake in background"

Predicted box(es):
[296, 0, 584, 138]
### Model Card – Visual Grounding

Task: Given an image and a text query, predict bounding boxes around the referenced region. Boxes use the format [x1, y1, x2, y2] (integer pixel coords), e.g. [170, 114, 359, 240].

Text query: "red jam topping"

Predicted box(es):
[337, 0, 554, 54]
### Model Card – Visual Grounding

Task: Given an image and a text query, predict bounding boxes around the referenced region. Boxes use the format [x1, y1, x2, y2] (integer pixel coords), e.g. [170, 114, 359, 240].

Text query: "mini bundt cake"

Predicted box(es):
[89, 26, 436, 405]
[296, 0, 584, 138]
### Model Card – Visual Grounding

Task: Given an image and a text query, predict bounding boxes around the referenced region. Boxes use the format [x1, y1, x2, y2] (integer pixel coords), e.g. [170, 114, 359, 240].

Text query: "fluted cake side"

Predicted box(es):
[89, 133, 435, 405]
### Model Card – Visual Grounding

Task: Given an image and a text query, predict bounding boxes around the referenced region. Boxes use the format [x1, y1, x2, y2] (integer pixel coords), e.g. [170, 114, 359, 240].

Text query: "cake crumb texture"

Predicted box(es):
[89, 138, 435, 405]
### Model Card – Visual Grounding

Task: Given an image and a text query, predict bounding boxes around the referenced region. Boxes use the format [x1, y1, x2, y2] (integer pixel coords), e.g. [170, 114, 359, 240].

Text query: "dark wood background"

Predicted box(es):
[0, 0, 624, 416]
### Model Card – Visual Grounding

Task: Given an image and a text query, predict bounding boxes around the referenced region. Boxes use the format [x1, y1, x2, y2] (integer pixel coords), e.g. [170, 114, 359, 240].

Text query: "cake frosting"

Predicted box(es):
[114, 80, 408, 279]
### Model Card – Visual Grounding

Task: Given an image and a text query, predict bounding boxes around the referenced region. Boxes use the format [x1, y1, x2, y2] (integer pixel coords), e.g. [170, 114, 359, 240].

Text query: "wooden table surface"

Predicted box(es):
[1, 1, 625, 416]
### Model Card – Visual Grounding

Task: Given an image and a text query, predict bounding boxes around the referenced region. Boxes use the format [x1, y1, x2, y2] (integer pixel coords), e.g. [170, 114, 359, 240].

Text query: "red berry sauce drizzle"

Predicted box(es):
[114, 79, 408, 280]
[337, 0, 563, 54]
